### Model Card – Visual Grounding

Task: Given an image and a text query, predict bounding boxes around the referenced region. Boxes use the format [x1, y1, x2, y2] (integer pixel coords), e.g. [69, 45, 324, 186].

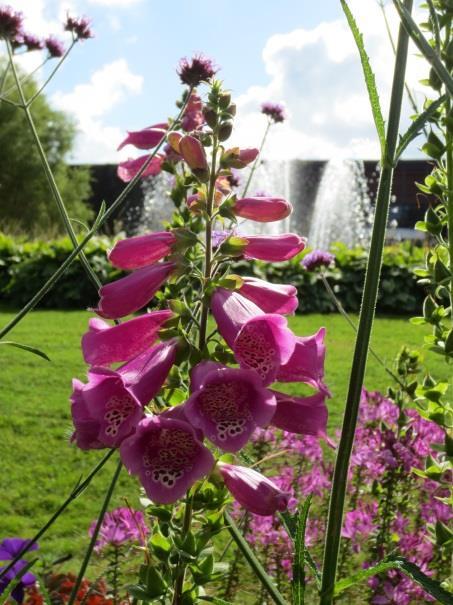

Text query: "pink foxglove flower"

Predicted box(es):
[120, 416, 214, 504]
[117, 127, 166, 151]
[185, 361, 276, 452]
[89, 507, 149, 553]
[71, 340, 177, 449]
[239, 277, 298, 314]
[232, 197, 292, 223]
[270, 390, 328, 438]
[218, 463, 289, 516]
[242, 233, 306, 261]
[95, 261, 175, 319]
[108, 231, 177, 270]
[179, 135, 209, 181]
[81, 311, 173, 366]
[117, 155, 163, 182]
[211, 288, 295, 384]
[181, 92, 205, 132]
[277, 328, 329, 394]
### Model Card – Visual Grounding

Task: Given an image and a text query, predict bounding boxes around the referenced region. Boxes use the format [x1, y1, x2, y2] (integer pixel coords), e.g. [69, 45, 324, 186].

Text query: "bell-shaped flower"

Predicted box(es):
[239, 276, 298, 314]
[179, 135, 209, 181]
[120, 416, 214, 504]
[218, 463, 289, 516]
[108, 231, 177, 270]
[211, 288, 295, 384]
[71, 368, 143, 450]
[185, 361, 276, 452]
[95, 261, 176, 319]
[181, 92, 205, 132]
[277, 328, 329, 394]
[232, 197, 292, 223]
[81, 311, 173, 366]
[242, 233, 306, 261]
[117, 154, 163, 182]
[270, 390, 328, 438]
[71, 340, 178, 450]
[117, 127, 167, 151]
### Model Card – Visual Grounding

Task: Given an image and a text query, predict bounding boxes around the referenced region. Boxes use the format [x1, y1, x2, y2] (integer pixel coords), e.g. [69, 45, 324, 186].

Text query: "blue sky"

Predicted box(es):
[5, 0, 428, 162]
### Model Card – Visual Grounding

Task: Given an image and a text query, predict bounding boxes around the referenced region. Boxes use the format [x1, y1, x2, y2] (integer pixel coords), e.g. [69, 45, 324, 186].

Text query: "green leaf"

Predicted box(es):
[395, 95, 446, 161]
[279, 511, 321, 589]
[392, 0, 453, 97]
[335, 556, 453, 603]
[292, 495, 312, 605]
[341, 0, 386, 155]
[0, 340, 50, 361]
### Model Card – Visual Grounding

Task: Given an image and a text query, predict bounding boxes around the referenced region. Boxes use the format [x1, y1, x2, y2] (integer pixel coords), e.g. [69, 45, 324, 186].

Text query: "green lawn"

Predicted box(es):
[0, 308, 444, 565]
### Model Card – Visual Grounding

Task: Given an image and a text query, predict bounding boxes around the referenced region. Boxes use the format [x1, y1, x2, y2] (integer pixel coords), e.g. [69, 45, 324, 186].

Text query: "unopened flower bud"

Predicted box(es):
[179, 135, 210, 182]
[219, 92, 231, 109]
[203, 107, 218, 129]
[218, 121, 233, 142]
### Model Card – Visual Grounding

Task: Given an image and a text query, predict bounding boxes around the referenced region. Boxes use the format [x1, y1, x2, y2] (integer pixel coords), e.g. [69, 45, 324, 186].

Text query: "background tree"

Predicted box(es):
[0, 61, 92, 236]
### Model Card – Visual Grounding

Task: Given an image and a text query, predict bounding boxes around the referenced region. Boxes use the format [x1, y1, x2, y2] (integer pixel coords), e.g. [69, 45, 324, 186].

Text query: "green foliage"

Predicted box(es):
[0, 236, 427, 313]
[0, 62, 92, 235]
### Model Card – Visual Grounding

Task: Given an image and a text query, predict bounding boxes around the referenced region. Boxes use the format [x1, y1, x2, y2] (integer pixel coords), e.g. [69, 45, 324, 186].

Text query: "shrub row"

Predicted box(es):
[0, 234, 426, 314]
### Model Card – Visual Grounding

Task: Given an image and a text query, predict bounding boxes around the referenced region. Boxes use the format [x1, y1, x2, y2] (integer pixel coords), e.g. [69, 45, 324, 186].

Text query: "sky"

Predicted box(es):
[2, 0, 430, 164]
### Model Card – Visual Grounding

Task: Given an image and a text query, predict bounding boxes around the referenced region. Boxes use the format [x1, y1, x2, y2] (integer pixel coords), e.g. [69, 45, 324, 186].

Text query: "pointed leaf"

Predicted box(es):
[341, 0, 386, 155]
[0, 340, 50, 361]
[395, 95, 446, 160]
[292, 495, 312, 605]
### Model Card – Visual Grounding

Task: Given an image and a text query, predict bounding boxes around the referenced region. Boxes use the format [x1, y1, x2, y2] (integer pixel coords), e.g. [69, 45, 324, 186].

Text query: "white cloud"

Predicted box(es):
[52, 59, 143, 162]
[232, 0, 429, 160]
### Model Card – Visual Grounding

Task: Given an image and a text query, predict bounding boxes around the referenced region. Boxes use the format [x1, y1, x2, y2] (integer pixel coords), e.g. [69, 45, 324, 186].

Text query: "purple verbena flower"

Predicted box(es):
[64, 15, 93, 40]
[22, 33, 43, 51]
[301, 249, 335, 272]
[261, 102, 286, 123]
[0, 5, 23, 40]
[89, 507, 149, 553]
[45, 35, 65, 57]
[177, 54, 218, 87]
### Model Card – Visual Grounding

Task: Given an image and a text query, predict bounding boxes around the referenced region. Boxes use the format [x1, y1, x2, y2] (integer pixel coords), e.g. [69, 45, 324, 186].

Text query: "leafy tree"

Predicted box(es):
[0, 61, 92, 236]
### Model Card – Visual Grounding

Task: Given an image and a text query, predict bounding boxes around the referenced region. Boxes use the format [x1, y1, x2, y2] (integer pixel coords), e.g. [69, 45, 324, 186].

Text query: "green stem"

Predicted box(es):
[0, 449, 115, 582]
[0, 56, 50, 102]
[171, 496, 193, 605]
[68, 460, 122, 605]
[6, 40, 101, 292]
[319, 3, 412, 603]
[27, 42, 76, 107]
[241, 121, 271, 197]
[224, 512, 287, 605]
[0, 89, 193, 340]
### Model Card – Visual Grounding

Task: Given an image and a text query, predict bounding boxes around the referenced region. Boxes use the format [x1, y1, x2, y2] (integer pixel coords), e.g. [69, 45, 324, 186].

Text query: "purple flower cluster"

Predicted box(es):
[177, 54, 218, 87]
[261, 102, 286, 123]
[64, 15, 93, 40]
[0, 5, 22, 40]
[89, 507, 149, 553]
[237, 390, 450, 601]
[301, 249, 335, 272]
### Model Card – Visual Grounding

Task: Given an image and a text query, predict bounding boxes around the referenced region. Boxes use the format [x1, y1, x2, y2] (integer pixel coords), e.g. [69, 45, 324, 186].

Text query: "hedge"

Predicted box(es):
[0, 234, 427, 314]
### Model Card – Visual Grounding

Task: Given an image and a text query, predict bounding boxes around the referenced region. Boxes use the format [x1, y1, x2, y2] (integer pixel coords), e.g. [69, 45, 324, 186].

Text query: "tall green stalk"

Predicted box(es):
[68, 460, 123, 605]
[319, 2, 413, 603]
[7, 40, 101, 292]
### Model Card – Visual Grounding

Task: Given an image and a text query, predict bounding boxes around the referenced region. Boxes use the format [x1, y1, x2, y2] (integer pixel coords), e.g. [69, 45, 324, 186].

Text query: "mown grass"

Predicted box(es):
[0, 308, 444, 568]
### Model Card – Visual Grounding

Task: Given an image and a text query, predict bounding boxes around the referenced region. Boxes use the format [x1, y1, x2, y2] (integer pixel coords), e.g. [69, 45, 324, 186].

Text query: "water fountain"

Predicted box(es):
[133, 158, 374, 249]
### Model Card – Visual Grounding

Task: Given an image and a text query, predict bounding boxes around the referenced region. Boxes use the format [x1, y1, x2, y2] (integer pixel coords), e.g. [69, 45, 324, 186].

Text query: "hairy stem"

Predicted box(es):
[319, 3, 412, 603]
